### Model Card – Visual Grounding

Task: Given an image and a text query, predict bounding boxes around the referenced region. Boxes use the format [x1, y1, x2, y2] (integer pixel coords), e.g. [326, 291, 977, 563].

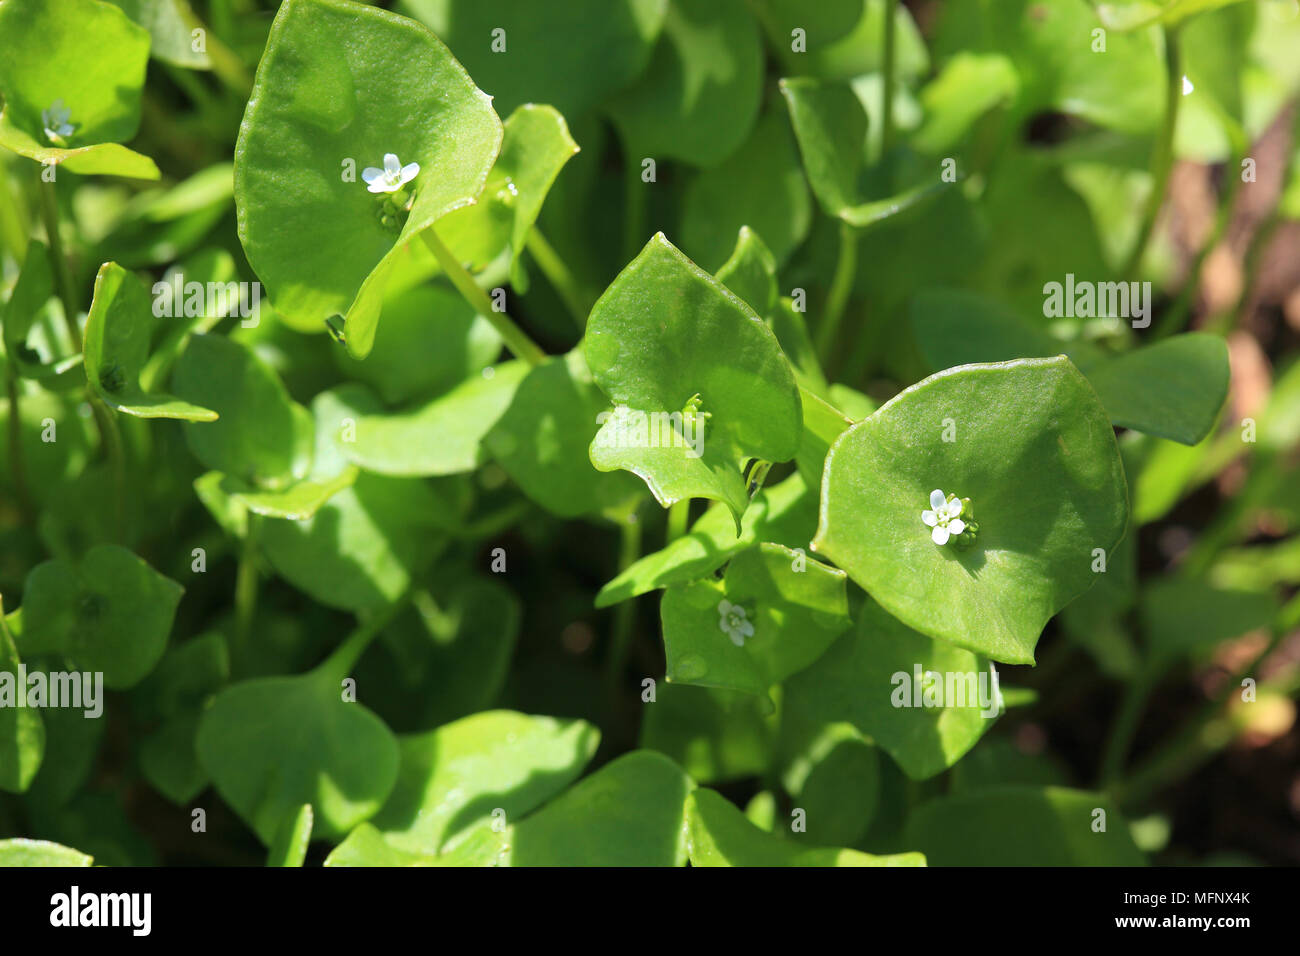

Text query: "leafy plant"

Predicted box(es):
[1, 0, 1298, 871]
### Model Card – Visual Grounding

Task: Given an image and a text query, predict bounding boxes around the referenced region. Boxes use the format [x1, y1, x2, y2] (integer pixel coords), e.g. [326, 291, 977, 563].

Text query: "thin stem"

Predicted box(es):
[317, 590, 415, 684]
[4, 367, 33, 522]
[605, 513, 643, 685]
[526, 228, 591, 330]
[89, 395, 127, 542]
[1123, 25, 1183, 278]
[420, 227, 546, 366]
[234, 515, 260, 663]
[880, 0, 898, 164]
[665, 498, 690, 544]
[623, 153, 648, 264]
[815, 220, 859, 365]
[37, 176, 81, 352]
[1099, 672, 1154, 786]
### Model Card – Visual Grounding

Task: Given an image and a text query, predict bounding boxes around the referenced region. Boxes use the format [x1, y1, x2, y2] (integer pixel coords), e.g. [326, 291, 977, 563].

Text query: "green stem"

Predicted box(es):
[37, 176, 81, 352]
[234, 515, 260, 662]
[880, 0, 898, 165]
[1123, 25, 1183, 278]
[420, 227, 546, 366]
[665, 498, 690, 544]
[4, 367, 33, 523]
[816, 220, 859, 365]
[317, 591, 415, 684]
[1099, 672, 1154, 786]
[526, 228, 591, 330]
[623, 152, 648, 264]
[605, 513, 643, 685]
[89, 395, 127, 542]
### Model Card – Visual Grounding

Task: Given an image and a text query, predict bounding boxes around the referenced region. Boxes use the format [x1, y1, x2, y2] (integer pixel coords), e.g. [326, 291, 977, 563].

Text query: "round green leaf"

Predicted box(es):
[813, 357, 1128, 664]
[18, 545, 184, 689]
[233, 0, 502, 355]
[585, 233, 802, 526]
[0, 838, 93, 867]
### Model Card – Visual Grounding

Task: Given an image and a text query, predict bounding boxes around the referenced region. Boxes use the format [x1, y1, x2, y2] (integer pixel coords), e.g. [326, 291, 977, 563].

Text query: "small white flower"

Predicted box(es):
[717, 599, 754, 647]
[921, 488, 966, 546]
[361, 152, 420, 194]
[42, 99, 75, 143]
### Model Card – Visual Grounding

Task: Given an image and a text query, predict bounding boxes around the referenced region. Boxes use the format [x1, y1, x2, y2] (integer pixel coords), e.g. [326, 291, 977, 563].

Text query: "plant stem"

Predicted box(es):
[526, 228, 591, 330]
[666, 498, 690, 544]
[1123, 25, 1183, 279]
[234, 515, 260, 663]
[605, 513, 643, 685]
[37, 176, 81, 352]
[881, 0, 898, 164]
[816, 219, 859, 365]
[4, 368, 33, 523]
[623, 151, 648, 264]
[420, 227, 546, 366]
[317, 590, 415, 683]
[89, 395, 127, 542]
[1099, 672, 1154, 787]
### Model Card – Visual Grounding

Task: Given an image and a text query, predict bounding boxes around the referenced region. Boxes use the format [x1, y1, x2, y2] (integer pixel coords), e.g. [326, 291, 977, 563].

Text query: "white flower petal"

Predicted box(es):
[361, 167, 382, 183]
[948, 518, 966, 536]
[921, 510, 938, 527]
[718, 600, 733, 616]
[932, 525, 950, 545]
[383, 152, 401, 174]
[366, 179, 393, 194]
[400, 161, 420, 184]
[929, 489, 947, 511]
[728, 630, 744, 647]
[945, 497, 962, 518]
[739, 620, 754, 637]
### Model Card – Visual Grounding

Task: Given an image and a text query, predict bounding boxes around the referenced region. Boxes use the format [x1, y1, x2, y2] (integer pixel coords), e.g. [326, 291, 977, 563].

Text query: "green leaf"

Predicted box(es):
[367, 711, 599, 855]
[172, 333, 314, 489]
[0, 0, 157, 178]
[331, 283, 502, 405]
[403, 0, 667, 119]
[783, 600, 1000, 780]
[639, 683, 775, 783]
[660, 543, 850, 702]
[139, 712, 207, 804]
[686, 789, 925, 867]
[435, 104, 580, 285]
[0, 838, 93, 866]
[266, 804, 313, 867]
[605, 0, 763, 167]
[1140, 576, 1276, 672]
[109, 0, 212, 70]
[484, 348, 644, 519]
[195, 664, 400, 844]
[18, 545, 183, 689]
[1097, 0, 1253, 30]
[912, 53, 1019, 154]
[716, 227, 777, 318]
[325, 820, 509, 866]
[680, 108, 812, 270]
[905, 786, 1147, 866]
[1083, 333, 1230, 446]
[753, 0, 929, 82]
[83, 263, 218, 421]
[343, 362, 528, 477]
[779, 77, 953, 228]
[0, 603, 44, 793]
[2, 239, 71, 383]
[233, 0, 501, 356]
[586, 233, 802, 527]
[777, 724, 880, 846]
[506, 751, 694, 866]
[259, 473, 460, 612]
[813, 357, 1129, 665]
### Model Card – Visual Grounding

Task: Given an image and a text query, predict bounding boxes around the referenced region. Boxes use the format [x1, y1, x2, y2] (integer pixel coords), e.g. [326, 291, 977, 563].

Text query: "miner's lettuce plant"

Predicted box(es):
[0, 0, 1297, 869]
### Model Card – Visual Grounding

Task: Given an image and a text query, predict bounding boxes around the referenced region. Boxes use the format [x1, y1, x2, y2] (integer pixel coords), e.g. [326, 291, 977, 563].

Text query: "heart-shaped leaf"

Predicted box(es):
[366, 710, 599, 855]
[484, 348, 645, 519]
[195, 662, 400, 845]
[605, 0, 763, 167]
[17, 545, 183, 688]
[813, 357, 1128, 664]
[904, 786, 1146, 866]
[782, 599, 1000, 780]
[0, 0, 158, 179]
[172, 333, 314, 489]
[586, 233, 802, 527]
[505, 750, 694, 866]
[687, 788, 925, 867]
[661, 543, 850, 702]
[83, 263, 219, 422]
[715, 226, 777, 318]
[639, 683, 775, 783]
[233, 0, 502, 357]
